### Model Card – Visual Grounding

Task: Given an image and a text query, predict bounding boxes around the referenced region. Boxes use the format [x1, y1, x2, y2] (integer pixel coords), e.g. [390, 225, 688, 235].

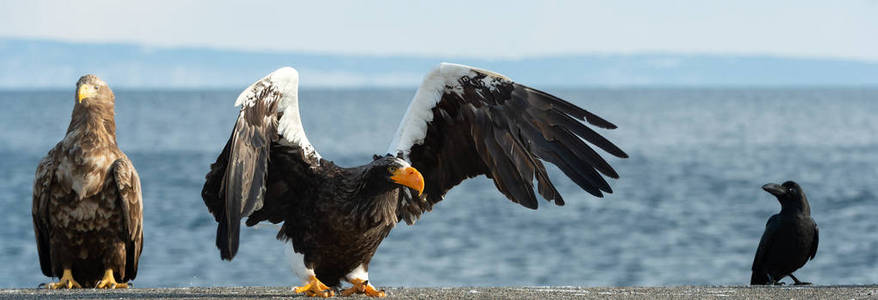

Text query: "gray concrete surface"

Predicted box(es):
[2, 285, 877, 299]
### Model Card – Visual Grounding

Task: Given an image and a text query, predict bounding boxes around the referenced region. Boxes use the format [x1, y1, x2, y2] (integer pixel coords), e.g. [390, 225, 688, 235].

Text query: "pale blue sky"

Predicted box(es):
[1, 0, 877, 60]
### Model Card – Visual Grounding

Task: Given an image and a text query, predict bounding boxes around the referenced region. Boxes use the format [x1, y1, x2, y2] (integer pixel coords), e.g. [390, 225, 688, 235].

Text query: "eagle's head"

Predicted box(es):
[75, 74, 114, 106]
[365, 155, 424, 197]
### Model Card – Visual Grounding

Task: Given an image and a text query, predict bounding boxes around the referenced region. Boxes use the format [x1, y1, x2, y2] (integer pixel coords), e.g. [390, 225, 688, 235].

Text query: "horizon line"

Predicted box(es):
[3, 36, 878, 64]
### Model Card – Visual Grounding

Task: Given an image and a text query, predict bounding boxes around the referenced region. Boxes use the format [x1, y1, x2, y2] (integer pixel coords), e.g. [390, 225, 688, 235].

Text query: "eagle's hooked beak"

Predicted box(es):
[77, 84, 97, 103]
[391, 166, 424, 196]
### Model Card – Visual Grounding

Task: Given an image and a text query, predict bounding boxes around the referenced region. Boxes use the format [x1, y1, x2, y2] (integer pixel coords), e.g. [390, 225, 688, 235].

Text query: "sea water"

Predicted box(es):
[0, 88, 876, 288]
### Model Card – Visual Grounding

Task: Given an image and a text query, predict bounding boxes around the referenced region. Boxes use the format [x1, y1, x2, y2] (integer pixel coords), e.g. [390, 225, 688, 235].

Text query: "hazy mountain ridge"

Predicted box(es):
[2, 38, 877, 88]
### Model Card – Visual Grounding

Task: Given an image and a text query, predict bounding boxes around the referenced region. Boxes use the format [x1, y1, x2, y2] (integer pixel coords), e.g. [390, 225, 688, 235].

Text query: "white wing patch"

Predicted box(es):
[236, 67, 321, 160]
[387, 63, 510, 158]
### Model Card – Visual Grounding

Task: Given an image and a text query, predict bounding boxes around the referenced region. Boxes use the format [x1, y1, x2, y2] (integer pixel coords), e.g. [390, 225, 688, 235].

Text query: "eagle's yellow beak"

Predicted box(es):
[77, 84, 97, 103]
[390, 166, 424, 196]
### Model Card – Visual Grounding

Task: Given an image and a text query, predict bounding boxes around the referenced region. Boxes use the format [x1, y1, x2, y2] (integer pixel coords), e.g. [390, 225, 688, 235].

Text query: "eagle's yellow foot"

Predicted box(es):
[293, 275, 334, 297]
[43, 269, 82, 289]
[95, 268, 129, 289]
[341, 279, 385, 297]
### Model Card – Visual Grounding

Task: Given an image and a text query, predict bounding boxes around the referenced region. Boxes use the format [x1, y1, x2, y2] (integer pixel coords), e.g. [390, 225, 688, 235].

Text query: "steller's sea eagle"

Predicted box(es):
[202, 63, 628, 297]
[32, 75, 144, 289]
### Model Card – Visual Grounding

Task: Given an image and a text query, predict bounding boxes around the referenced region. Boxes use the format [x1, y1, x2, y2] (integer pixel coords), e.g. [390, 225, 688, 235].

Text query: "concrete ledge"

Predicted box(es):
[2, 285, 877, 299]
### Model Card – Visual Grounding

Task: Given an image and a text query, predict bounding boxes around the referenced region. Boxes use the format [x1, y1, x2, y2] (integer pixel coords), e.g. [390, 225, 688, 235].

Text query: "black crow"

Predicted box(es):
[750, 181, 819, 285]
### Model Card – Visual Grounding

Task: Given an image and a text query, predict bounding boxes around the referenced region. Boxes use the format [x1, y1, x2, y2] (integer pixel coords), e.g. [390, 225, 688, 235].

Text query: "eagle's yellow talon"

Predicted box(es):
[293, 275, 333, 297]
[342, 279, 385, 297]
[44, 269, 81, 289]
[94, 269, 128, 289]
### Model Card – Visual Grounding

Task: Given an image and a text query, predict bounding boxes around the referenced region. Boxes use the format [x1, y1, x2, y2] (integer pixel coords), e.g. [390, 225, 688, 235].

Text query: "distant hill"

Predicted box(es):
[1, 38, 877, 89]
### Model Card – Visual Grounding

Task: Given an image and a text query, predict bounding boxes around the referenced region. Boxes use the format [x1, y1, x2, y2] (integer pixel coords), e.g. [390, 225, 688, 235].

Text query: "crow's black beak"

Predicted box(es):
[762, 183, 785, 197]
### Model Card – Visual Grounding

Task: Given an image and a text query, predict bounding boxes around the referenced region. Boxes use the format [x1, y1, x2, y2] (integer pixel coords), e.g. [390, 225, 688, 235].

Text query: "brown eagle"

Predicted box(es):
[202, 63, 627, 297]
[32, 75, 144, 289]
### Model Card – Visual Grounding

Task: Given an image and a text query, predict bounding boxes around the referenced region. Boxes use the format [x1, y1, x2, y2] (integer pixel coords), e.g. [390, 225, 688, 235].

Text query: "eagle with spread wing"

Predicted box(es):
[32, 75, 143, 289]
[202, 63, 627, 297]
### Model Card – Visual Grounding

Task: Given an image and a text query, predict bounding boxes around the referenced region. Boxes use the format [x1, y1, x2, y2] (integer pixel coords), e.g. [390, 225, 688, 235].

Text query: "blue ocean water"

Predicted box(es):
[0, 88, 876, 288]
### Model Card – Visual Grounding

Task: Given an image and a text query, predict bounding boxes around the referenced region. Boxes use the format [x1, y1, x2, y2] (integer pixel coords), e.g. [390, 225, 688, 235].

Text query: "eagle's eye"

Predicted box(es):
[387, 166, 398, 173]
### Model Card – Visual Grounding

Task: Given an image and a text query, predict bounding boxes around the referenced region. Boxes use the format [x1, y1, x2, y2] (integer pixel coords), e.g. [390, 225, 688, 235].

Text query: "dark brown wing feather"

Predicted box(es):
[32, 151, 57, 277]
[111, 157, 143, 281]
[246, 143, 318, 227]
[203, 137, 232, 224]
[395, 64, 627, 224]
[202, 68, 319, 260]
[203, 87, 280, 260]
